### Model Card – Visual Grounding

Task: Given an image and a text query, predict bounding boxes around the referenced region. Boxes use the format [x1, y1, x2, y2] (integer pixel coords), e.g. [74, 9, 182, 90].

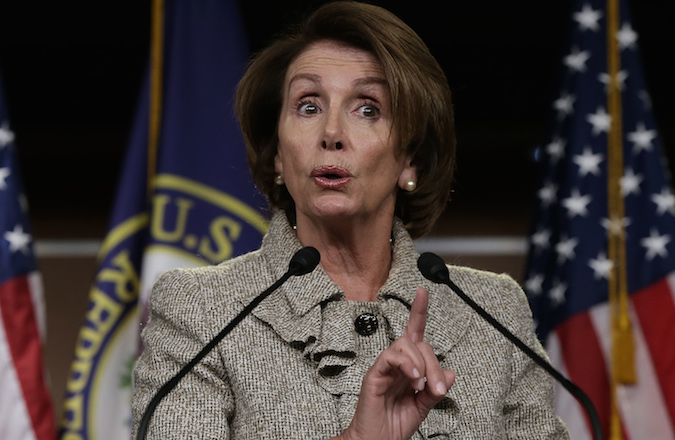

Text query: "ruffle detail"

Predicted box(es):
[307, 301, 359, 376]
[418, 396, 461, 438]
[247, 210, 474, 407]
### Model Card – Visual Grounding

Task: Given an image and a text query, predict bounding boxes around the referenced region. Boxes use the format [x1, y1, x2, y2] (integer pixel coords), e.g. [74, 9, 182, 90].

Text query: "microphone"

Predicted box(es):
[136, 246, 321, 440]
[417, 252, 603, 440]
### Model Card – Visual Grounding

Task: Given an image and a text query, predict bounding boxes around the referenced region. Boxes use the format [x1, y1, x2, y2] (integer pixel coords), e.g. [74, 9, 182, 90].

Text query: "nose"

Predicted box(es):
[322, 140, 343, 150]
[321, 109, 345, 151]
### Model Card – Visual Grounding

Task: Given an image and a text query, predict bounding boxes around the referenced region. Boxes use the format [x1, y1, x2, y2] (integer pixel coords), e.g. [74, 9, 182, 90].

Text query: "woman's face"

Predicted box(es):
[276, 40, 416, 226]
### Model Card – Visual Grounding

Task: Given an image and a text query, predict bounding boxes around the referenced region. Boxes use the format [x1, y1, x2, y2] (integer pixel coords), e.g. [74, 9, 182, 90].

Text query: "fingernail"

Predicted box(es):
[436, 382, 447, 395]
[415, 378, 425, 391]
[412, 368, 420, 379]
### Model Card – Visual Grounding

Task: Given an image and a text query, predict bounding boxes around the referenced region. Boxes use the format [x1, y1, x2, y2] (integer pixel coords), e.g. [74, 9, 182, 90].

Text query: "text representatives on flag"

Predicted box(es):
[61, 174, 268, 439]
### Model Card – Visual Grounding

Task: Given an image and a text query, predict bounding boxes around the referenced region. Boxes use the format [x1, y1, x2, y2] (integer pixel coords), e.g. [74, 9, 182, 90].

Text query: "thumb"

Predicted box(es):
[415, 369, 455, 414]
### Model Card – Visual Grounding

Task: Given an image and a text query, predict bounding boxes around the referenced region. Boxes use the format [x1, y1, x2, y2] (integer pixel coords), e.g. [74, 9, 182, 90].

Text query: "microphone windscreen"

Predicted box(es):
[417, 252, 450, 283]
[289, 246, 321, 275]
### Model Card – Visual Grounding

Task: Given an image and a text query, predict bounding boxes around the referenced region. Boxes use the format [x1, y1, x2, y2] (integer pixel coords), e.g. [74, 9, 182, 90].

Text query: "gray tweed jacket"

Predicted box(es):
[131, 212, 569, 439]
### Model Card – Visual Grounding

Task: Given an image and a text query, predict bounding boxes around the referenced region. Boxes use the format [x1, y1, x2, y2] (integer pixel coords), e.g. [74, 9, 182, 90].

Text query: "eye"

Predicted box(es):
[358, 102, 380, 118]
[297, 100, 320, 115]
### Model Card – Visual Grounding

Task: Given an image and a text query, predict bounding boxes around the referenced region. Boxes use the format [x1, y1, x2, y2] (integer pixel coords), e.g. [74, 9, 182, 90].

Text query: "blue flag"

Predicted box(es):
[59, 1, 267, 438]
[524, 0, 675, 438]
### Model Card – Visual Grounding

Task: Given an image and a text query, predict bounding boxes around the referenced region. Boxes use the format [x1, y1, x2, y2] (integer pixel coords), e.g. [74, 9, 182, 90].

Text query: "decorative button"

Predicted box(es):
[354, 313, 378, 336]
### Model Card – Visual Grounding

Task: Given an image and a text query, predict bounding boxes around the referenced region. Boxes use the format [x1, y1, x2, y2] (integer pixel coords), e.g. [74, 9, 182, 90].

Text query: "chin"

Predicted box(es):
[312, 205, 358, 220]
[304, 197, 361, 221]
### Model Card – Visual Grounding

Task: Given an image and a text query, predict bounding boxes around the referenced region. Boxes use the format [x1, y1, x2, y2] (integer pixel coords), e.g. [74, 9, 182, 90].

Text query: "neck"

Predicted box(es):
[295, 214, 395, 302]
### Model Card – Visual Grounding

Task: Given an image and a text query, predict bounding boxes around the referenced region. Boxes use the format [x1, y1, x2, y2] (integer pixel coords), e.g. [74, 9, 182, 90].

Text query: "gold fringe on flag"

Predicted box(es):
[148, 0, 165, 199]
[606, 0, 637, 438]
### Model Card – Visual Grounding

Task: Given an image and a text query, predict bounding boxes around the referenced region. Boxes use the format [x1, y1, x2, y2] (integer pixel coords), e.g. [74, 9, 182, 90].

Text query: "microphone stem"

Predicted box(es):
[443, 277, 603, 440]
[136, 269, 295, 440]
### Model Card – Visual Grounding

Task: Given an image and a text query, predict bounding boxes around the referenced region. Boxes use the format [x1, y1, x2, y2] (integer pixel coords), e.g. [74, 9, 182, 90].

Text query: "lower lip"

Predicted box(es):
[313, 176, 351, 189]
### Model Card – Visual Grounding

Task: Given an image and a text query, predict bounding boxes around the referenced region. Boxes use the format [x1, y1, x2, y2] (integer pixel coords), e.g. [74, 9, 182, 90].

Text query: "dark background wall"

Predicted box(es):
[0, 0, 672, 239]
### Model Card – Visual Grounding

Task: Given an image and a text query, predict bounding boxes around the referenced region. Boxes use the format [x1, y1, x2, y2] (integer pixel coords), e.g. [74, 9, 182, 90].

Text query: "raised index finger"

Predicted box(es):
[405, 287, 429, 343]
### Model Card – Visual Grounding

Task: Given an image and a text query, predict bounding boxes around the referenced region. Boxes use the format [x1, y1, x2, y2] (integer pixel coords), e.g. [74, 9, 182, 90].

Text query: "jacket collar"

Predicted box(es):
[248, 211, 474, 369]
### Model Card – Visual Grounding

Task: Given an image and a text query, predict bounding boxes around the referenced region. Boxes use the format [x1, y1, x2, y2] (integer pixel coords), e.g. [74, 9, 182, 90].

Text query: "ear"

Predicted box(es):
[274, 149, 283, 174]
[398, 157, 417, 190]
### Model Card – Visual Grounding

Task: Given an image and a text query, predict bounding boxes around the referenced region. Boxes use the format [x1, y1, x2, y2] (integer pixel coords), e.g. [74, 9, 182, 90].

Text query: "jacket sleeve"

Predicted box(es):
[131, 268, 234, 440]
[497, 274, 570, 440]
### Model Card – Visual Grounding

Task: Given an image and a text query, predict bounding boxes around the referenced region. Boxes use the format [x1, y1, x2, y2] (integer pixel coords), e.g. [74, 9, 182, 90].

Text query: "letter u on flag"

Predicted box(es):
[59, 1, 267, 439]
[524, 0, 675, 439]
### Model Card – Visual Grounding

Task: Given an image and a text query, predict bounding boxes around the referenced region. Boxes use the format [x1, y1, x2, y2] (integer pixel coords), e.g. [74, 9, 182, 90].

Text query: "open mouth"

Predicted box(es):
[311, 165, 351, 178]
[311, 165, 352, 188]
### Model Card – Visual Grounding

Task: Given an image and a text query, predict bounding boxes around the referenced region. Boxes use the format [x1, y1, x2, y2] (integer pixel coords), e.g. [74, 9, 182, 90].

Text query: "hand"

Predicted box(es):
[340, 287, 455, 440]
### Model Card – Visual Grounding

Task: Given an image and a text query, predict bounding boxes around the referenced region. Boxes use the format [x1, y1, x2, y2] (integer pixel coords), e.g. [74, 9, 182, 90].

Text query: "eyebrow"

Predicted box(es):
[288, 73, 321, 88]
[287, 74, 388, 89]
[353, 76, 388, 88]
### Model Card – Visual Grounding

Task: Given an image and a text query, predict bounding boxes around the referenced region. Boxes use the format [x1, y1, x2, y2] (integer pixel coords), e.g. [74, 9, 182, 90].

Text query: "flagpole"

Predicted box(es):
[148, 0, 165, 199]
[606, 0, 636, 438]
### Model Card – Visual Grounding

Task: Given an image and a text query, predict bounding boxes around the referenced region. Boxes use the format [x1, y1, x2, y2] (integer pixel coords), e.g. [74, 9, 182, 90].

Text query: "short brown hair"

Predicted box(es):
[236, 1, 455, 238]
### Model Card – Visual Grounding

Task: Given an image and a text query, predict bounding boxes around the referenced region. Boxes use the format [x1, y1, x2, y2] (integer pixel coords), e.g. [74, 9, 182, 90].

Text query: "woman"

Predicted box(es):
[132, 2, 569, 439]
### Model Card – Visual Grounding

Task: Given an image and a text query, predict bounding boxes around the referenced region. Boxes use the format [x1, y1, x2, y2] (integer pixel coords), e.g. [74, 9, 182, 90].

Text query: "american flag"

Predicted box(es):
[524, 0, 675, 438]
[0, 76, 56, 439]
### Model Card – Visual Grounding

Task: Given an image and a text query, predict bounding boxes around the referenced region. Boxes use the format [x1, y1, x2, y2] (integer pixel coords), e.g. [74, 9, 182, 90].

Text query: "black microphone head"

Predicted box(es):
[288, 246, 321, 276]
[417, 252, 450, 283]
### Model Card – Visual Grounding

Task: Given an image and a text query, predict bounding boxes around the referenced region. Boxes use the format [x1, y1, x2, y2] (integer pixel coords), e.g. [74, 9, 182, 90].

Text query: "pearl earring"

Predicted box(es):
[274, 174, 284, 186]
[404, 180, 416, 192]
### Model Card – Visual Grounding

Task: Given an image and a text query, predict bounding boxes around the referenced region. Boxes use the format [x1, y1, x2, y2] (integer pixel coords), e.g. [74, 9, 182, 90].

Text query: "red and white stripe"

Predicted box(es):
[0, 272, 56, 440]
[547, 271, 675, 439]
